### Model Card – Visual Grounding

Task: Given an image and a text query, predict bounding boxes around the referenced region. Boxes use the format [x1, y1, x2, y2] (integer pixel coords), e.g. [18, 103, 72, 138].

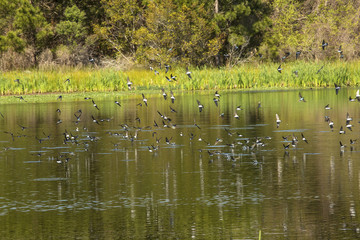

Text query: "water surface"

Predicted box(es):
[0, 88, 360, 239]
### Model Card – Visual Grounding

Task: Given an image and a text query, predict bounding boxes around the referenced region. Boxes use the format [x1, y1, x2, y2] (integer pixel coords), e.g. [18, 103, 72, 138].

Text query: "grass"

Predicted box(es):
[1, 60, 360, 95]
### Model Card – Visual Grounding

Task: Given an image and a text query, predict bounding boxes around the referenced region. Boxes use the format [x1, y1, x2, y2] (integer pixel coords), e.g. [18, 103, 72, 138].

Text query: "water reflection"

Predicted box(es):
[0, 89, 360, 238]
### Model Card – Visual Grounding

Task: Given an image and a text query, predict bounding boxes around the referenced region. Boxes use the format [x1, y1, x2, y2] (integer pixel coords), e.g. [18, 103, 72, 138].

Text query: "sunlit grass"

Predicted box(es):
[1, 60, 359, 95]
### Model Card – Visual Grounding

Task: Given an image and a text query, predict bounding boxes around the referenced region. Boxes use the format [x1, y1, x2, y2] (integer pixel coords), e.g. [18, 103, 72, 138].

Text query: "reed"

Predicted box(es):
[1, 61, 359, 95]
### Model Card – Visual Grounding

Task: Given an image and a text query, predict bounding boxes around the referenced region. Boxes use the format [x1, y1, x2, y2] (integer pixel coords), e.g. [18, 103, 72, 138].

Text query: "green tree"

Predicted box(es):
[56, 5, 87, 45]
[12, 0, 53, 65]
[94, 0, 143, 61]
[134, 0, 222, 66]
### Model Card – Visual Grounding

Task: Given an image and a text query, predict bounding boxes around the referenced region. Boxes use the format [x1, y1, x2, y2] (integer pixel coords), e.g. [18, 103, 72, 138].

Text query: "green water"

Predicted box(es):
[0, 88, 360, 239]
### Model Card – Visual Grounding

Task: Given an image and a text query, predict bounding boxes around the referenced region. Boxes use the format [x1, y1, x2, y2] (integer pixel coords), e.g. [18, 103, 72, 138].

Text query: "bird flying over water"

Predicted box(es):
[197, 100, 203, 112]
[92, 99, 99, 110]
[334, 83, 340, 95]
[298, 92, 306, 102]
[142, 93, 148, 106]
[170, 90, 175, 104]
[276, 113, 281, 128]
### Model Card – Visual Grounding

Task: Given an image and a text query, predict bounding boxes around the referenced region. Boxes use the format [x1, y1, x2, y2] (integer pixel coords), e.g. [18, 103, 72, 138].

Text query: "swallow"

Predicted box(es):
[215, 91, 220, 98]
[14, 79, 20, 84]
[15, 96, 27, 102]
[322, 40, 328, 50]
[170, 74, 177, 81]
[197, 100, 203, 112]
[57, 95, 62, 101]
[340, 141, 345, 149]
[18, 124, 27, 131]
[115, 101, 121, 106]
[301, 133, 308, 144]
[298, 92, 306, 102]
[257, 102, 261, 108]
[154, 70, 159, 75]
[295, 51, 301, 60]
[337, 45, 342, 54]
[356, 89, 360, 101]
[165, 64, 170, 73]
[142, 93, 148, 106]
[281, 52, 290, 61]
[324, 104, 331, 110]
[170, 106, 177, 113]
[127, 76, 132, 90]
[276, 113, 281, 128]
[234, 112, 239, 119]
[186, 66, 192, 79]
[339, 126, 345, 134]
[277, 65, 282, 73]
[329, 120, 334, 130]
[316, 65, 324, 74]
[170, 90, 175, 103]
[161, 88, 167, 100]
[346, 112, 353, 122]
[334, 83, 340, 95]
[92, 99, 99, 110]
[213, 98, 219, 107]
[64, 78, 70, 83]
[91, 115, 100, 125]
[56, 108, 61, 114]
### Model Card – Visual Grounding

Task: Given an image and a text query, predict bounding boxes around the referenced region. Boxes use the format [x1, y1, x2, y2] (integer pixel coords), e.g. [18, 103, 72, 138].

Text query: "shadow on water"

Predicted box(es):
[0, 88, 360, 239]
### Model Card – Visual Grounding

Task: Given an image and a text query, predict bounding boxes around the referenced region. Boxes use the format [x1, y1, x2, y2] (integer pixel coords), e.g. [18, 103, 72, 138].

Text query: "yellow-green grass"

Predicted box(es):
[1, 61, 359, 95]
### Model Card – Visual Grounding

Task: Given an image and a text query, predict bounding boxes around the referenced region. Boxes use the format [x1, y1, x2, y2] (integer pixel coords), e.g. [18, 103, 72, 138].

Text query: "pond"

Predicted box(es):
[0, 88, 359, 239]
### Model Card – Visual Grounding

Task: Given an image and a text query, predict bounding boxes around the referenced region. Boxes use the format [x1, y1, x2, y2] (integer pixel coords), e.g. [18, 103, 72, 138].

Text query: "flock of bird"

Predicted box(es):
[3, 39, 358, 166]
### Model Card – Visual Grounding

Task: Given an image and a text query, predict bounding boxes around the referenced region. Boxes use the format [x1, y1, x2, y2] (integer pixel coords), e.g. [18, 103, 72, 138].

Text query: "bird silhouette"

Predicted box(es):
[322, 40, 328, 50]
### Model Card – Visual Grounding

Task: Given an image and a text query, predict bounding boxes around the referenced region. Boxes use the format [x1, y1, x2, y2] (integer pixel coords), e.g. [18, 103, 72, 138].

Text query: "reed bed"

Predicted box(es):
[0, 61, 359, 95]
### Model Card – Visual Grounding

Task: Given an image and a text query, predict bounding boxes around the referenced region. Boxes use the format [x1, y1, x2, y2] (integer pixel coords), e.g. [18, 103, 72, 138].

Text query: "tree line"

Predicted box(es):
[0, 0, 359, 70]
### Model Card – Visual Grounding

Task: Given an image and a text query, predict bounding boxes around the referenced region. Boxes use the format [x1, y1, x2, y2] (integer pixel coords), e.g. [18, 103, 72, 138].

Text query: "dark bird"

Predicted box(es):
[18, 124, 27, 131]
[64, 78, 70, 83]
[213, 98, 219, 107]
[283, 143, 290, 149]
[92, 99, 100, 110]
[170, 106, 177, 113]
[339, 126, 345, 134]
[0, 112, 4, 118]
[316, 65, 324, 74]
[329, 120, 334, 130]
[186, 66, 192, 79]
[170, 90, 175, 104]
[14, 79, 20, 84]
[91, 115, 100, 125]
[322, 40, 328, 50]
[281, 52, 290, 61]
[142, 93, 148, 106]
[165, 64, 170, 73]
[334, 83, 340, 95]
[301, 133, 308, 144]
[165, 76, 173, 82]
[170, 74, 177, 81]
[127, 76, 132, 90]
[277, 65, 282, 73]
[276, 113, 281, 128]
[215, 91, 220, 98]
[298, 92, 306, 102]
[56, 108, 61, 114]
[257, 102, 261, 109]
[196, 100, 203, 112]
[57, 95, 62, 101]
[356, 89, 360, 101]
[115, 101, 121, 107]
[293, 70, 299, 77]
[324, 104, 331, 110]
[161, 88, 167, 100]
[337, 45, 342, 54]
[15, 96, 27, 102]
[154, 70, 159, 75]
[295, 51, 301, 60]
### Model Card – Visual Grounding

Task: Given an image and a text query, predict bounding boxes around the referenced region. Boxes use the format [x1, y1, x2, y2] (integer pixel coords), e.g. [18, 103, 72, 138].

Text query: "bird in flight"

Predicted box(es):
[277, 65, 282, 73]
[127, 76, 132, 90]
[322, 40, 328, 50]
[186, 66, 192, 79]
[197, 100, 203, 112]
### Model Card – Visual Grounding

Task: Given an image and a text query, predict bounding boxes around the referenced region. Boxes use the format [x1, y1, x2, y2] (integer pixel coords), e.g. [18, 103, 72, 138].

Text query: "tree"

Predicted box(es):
[12, 0, 53, 66]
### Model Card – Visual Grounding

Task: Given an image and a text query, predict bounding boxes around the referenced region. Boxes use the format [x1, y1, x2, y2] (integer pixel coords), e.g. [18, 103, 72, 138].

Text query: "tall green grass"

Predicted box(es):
[0, 61, 359, 95]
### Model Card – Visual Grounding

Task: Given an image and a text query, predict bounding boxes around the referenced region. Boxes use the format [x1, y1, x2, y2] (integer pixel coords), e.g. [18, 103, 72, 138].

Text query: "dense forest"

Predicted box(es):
[0, 0, 359, 70]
